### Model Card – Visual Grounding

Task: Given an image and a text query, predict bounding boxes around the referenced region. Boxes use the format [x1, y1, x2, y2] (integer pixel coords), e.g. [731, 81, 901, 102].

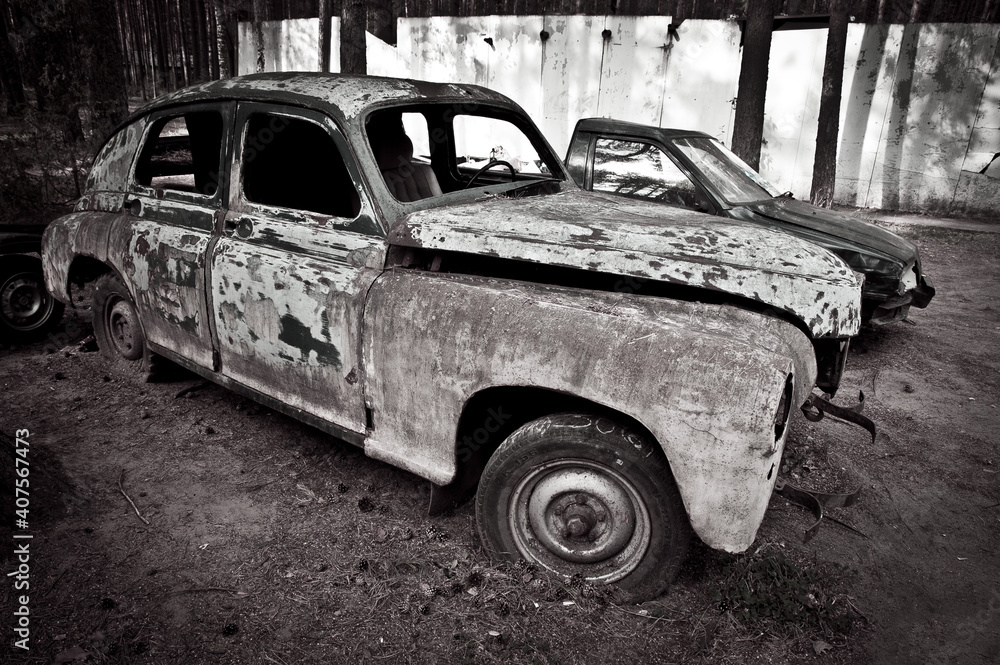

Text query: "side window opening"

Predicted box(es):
[135, 111, 223, 197]
[592, 138, 701, 210]
[368, 110, 443, 203]
[241, 113, 360, 219]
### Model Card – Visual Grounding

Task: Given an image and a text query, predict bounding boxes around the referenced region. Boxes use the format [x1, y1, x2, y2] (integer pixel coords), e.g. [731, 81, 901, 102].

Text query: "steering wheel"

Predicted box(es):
[464, 160, 516, 189]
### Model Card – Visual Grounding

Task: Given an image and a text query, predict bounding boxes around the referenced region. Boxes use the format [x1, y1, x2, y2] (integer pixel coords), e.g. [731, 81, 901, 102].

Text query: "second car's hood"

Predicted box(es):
[387, 190, 861, 338]
[738, 198, 918, 265]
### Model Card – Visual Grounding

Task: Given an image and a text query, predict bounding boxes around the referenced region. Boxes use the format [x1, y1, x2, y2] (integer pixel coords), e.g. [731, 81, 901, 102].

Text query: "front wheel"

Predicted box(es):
[476, 413, 691, 600]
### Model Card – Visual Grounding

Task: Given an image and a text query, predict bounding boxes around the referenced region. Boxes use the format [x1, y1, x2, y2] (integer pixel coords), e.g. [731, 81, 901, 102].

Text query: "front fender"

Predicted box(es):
[362, 271, 816, 552]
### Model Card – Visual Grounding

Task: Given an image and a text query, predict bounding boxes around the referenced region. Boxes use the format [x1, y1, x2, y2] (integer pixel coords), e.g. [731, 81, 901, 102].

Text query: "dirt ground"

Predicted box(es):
[1, 218, 998, 664]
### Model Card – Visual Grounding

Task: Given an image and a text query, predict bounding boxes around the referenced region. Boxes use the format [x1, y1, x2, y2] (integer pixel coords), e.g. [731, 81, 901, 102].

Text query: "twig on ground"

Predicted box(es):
[879, 474, 914, 534]
[44, 566, 69, 597]
[825, 515, 870, 538]
[167, 587, 242, 595]
[117, 468, 149, 525]
[846, 598, 872, 624]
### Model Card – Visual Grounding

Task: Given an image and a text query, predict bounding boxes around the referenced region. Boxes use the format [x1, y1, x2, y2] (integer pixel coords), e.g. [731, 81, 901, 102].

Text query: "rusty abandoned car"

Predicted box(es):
[566, 118, 934, 325]
[42, 73, 864, 599]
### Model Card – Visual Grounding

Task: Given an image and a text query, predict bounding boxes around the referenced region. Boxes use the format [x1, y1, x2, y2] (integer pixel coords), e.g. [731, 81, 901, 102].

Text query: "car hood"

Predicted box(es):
[736, 198, 918, 265]
[387, 190, 861, 338]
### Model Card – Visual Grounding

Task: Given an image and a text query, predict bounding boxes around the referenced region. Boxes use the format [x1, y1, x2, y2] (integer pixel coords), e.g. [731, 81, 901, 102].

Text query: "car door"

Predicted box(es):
[123, 102, 233, 369]
[210, 103, 385, 434]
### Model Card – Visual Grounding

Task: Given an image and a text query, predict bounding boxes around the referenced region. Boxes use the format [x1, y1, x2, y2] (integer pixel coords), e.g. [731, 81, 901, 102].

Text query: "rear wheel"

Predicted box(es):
[476, 413, 691, 600]
[0, 256, 64, 343]
[93, 273, 153, 376]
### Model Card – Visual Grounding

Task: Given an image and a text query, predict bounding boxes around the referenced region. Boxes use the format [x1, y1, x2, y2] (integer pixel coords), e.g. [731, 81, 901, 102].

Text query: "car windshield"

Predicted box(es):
[671, 137, 781, 205]
[365, 104, 565, 206]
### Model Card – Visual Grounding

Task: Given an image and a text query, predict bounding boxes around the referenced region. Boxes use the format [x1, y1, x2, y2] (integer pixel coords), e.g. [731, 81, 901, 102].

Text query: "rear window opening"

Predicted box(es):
[135, 111, 223, 197]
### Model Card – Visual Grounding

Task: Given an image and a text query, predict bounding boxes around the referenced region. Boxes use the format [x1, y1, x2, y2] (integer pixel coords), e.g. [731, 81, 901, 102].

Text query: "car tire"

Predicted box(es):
[476, 413, 691, 601]
[92, 272, 163, 382]
[0, 255, 64, 343]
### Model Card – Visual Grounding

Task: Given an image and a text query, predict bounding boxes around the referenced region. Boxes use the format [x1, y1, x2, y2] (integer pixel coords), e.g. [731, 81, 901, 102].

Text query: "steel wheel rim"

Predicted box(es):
[1, 272, 51, 331]
[508, 458, 651, 583]
[106, 298, 141, 360]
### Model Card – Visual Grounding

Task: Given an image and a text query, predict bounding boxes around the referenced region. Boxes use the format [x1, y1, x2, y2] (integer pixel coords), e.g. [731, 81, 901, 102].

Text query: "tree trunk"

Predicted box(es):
[0, 0, 26, 116]
[152, 0, 174, 90]
[318, 0, 331, 72]
[128, 0, 148, 100]
[731, 0, 778, 171]
[211, 0, 229, 79]
[341, 0, 367, 75]
[84, 0, 129, 138]
[253, 0, 266, 73]
[140, 0, 158, 97]
[174, 0, 189, 88]
[370, 0, 395, 45]
[810, 3, 850, 208]
[194, 0, 210, 81]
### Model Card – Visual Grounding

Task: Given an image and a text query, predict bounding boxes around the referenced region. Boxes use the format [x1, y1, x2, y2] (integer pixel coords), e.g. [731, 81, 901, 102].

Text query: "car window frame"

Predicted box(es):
[229, 102, 382, 238]
[128, 102, 235, 215]
[360, 101, 568, 214]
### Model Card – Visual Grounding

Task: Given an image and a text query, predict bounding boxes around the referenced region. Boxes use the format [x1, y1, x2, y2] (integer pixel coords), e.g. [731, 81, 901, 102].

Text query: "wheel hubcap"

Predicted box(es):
[1, 274, 49, 330]
[108, 299, 141, 359]
[510, 459, 651, 583]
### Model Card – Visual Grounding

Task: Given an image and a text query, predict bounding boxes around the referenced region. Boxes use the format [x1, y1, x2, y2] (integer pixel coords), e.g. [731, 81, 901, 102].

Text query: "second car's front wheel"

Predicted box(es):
[476, 413, 691, 600]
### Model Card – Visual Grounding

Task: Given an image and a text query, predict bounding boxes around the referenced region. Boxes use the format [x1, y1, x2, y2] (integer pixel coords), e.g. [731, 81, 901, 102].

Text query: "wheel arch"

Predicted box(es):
[66, 255, 116, 303]
[428, 385, 670, 516]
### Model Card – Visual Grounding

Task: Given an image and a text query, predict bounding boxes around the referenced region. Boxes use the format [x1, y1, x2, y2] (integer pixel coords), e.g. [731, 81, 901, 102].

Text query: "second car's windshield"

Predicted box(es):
[672, 137, 781, 205]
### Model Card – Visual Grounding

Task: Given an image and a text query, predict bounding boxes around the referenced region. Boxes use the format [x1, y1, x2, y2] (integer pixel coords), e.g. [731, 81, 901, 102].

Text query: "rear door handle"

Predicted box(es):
[224, 218, 253, 238]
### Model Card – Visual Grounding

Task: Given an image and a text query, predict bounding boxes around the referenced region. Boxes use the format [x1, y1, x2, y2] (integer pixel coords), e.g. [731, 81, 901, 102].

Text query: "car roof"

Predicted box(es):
[574, 117, 716, 142]
[131, 72, 516, 124]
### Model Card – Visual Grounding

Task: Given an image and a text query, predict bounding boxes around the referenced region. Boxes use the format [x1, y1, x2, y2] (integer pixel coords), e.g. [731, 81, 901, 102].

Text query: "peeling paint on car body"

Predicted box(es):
[389, 189, 861, 339]
[42, 73, 864, 562]
[568, 117, 933, 324]
[362, 270, 815, 551]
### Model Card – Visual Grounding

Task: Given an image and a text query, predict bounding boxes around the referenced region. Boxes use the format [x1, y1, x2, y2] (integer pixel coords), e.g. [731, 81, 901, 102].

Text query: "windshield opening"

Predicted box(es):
[365, 104, 564, 205]
[672, 137, 781, 205]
